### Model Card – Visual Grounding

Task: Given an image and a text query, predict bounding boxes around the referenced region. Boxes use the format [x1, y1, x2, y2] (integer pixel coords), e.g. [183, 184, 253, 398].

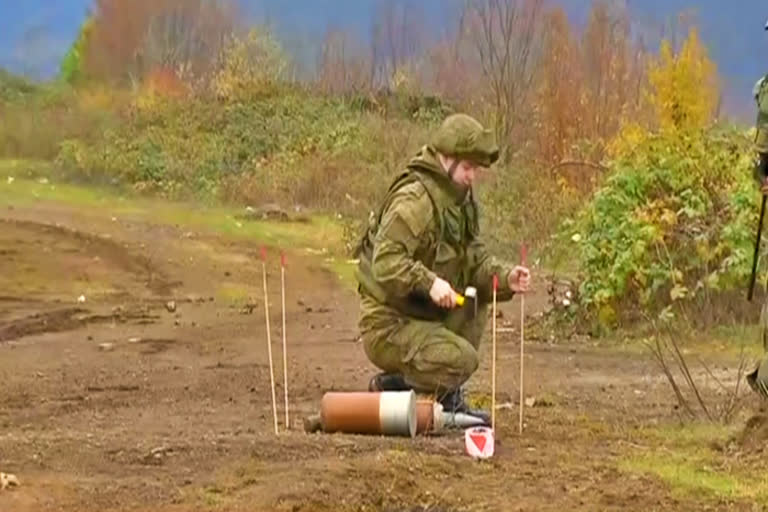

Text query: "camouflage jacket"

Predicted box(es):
[354, 144, 517, 321]
[754, 75, 768, 154]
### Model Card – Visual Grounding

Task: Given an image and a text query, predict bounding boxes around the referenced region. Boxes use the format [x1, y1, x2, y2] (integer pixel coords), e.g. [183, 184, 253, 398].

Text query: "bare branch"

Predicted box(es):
[466, 0, 545, 158]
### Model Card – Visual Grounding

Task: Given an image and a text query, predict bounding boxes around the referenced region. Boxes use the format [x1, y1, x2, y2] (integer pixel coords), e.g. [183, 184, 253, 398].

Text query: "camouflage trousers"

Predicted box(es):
[359, 294, 489, 394]
[748, 297, 768, 398]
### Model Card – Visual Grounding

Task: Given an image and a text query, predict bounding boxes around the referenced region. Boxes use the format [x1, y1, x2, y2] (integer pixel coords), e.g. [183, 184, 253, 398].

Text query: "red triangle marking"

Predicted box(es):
[469, 433, 487, 452]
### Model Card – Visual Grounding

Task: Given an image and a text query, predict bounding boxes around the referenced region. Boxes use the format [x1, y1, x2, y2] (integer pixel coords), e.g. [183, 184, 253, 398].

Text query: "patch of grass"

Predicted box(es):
[323, 257, 358, 291]
[621, 452, 768, 503]
[637, 422, 736, 447]
[0, 167, 362, 295]
[216, 283, 253, 305]
[703, 324, 765, 359]
[0, 158, 55, 178]
[587, 322, 765, 363]
[622, 422, 768, 505]
[168, 210, 345, 255]
[0, 171, 349, 256]
[200, 486, 227, 508]
[0, 165, 124, 209]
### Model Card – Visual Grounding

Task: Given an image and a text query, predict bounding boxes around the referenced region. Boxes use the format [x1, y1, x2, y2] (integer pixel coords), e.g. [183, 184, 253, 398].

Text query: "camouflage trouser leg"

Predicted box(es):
[362, 303, 489, 395]
[747, 296, 768, 399]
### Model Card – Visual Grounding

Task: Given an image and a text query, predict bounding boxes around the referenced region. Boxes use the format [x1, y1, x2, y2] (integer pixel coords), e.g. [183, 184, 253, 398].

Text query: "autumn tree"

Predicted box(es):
[581, 1, 647, 147]
[212, 27, 289, 102]
[420, 9, 484, 111]
[647, 27, 719, 132]
[82, 0, 238, 85]
[315, 29, 373, 96]
[371, 0, 425, 91]
[534, 7, 583, 164]
[60, 16, 94, 84]
[465, 0, 547, 161]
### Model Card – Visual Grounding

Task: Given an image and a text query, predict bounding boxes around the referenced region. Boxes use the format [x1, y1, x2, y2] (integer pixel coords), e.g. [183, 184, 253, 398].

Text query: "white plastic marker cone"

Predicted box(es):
[280, 250, 289, 429]
[519, 244, 527, 435]
[261, 247, 279, 435]
[465, 426, 495, 459]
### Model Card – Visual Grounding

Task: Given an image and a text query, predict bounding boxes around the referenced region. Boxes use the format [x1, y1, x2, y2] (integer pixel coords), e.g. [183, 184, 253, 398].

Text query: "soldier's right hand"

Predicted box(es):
[761, 177, 768, 196]
[430, 277, 458, 308]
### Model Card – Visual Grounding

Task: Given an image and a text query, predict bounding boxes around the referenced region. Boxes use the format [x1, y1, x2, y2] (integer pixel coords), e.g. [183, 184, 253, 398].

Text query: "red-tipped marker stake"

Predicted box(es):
[261, 247, 279, 435]
[492, 273, 498, 433]
[280, 250, 289, 429]
[519, 244, 527, 435]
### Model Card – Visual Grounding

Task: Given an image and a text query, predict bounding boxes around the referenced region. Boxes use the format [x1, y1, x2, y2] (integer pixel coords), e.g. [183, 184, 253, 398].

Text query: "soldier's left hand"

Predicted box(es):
[508, 265, 531, 293]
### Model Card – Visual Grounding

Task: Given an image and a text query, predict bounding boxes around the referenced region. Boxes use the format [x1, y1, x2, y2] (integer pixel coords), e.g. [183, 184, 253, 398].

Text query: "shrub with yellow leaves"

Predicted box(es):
[647, 27, 720, 133]
[212, 28, 289, 102]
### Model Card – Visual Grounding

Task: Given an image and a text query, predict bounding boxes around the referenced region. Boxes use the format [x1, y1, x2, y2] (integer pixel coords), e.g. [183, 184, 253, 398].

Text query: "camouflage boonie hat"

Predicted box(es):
[430, 113, 499, 167]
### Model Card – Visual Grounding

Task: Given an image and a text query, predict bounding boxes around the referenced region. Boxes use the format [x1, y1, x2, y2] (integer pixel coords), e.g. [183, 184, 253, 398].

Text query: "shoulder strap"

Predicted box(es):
[409, 170, 444, 242]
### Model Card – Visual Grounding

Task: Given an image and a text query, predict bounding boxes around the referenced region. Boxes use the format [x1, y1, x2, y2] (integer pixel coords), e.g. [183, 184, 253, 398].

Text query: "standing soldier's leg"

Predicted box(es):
[748, 295, 768, 398]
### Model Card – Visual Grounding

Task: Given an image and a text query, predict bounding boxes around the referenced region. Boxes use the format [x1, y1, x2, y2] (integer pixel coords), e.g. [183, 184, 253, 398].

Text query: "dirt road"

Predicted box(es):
[0, 189, 764, 511]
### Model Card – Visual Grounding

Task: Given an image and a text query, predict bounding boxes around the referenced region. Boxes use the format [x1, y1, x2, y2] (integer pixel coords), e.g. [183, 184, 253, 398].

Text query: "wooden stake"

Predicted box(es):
[491, 274, 498, 433]
[519, 293, 525, 434]
[519, 244, 527, 435]
[280, 250, 289, 430]
[261, 247, 279, 435]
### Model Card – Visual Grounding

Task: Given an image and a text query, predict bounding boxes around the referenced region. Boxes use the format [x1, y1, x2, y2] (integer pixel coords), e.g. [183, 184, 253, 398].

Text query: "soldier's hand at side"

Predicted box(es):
[430, 277, 458, 308]
[761, 177, 768, 196]
[508, 265, 531, 293]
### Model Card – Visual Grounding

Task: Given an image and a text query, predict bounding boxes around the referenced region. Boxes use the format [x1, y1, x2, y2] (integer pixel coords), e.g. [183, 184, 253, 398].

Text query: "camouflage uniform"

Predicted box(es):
[748, 19, 768, 398]
[354, 114, 518, 411]
[752, 73, 768, 182]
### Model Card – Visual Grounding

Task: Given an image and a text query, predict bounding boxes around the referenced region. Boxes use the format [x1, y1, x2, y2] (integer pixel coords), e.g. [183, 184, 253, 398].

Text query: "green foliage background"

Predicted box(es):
[560, 127, 763, 329]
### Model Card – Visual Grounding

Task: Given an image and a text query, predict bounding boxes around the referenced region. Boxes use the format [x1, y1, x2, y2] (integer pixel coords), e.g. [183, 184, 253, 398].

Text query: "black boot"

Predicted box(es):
[368, 372, 411, 392]
[439, 387, 491, 425]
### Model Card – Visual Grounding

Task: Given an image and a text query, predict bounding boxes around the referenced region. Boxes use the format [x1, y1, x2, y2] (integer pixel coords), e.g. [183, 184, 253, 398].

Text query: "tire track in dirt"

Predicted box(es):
[1, 218, 179, 296]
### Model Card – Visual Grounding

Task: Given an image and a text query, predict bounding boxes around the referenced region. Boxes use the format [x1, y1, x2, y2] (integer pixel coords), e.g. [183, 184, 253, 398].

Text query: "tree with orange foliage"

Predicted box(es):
[534, 7, 582, 164]
[82, 0, 237, 86]
[581, 1, 647, 147]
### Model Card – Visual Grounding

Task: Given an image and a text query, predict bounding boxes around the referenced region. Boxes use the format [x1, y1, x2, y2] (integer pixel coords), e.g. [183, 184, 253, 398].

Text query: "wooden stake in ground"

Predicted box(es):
[519, 244, 527, 435]
[491, 274, 498, 433]
[261, 247, 279, 435]
[280, 250, 289, 430]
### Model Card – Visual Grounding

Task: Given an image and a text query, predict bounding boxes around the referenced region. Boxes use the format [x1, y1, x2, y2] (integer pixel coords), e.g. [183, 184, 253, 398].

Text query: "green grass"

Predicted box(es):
[0, 173, 344, 250]
[637, 422, 736, 446]
[215, 283, 253, 305]
[621, 452, 768, 503]
[621, 422, 768, 504]
[0, 164, 353, 283]
[0, 162, 120, 208]
[323, 256, 358, 290]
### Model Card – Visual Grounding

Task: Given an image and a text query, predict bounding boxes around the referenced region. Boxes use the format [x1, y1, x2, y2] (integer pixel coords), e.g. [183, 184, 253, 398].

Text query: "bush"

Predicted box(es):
[561, 126, 761, 330]
[1, 81, 121, 161]
[0, 69, 39, 102]
[212, 27, 289, 102]
[52, 88, 436, 210]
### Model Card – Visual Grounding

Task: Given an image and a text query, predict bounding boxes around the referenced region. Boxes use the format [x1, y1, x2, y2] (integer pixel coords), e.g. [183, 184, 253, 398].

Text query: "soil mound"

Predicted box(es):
[734, 414, 768, 453]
